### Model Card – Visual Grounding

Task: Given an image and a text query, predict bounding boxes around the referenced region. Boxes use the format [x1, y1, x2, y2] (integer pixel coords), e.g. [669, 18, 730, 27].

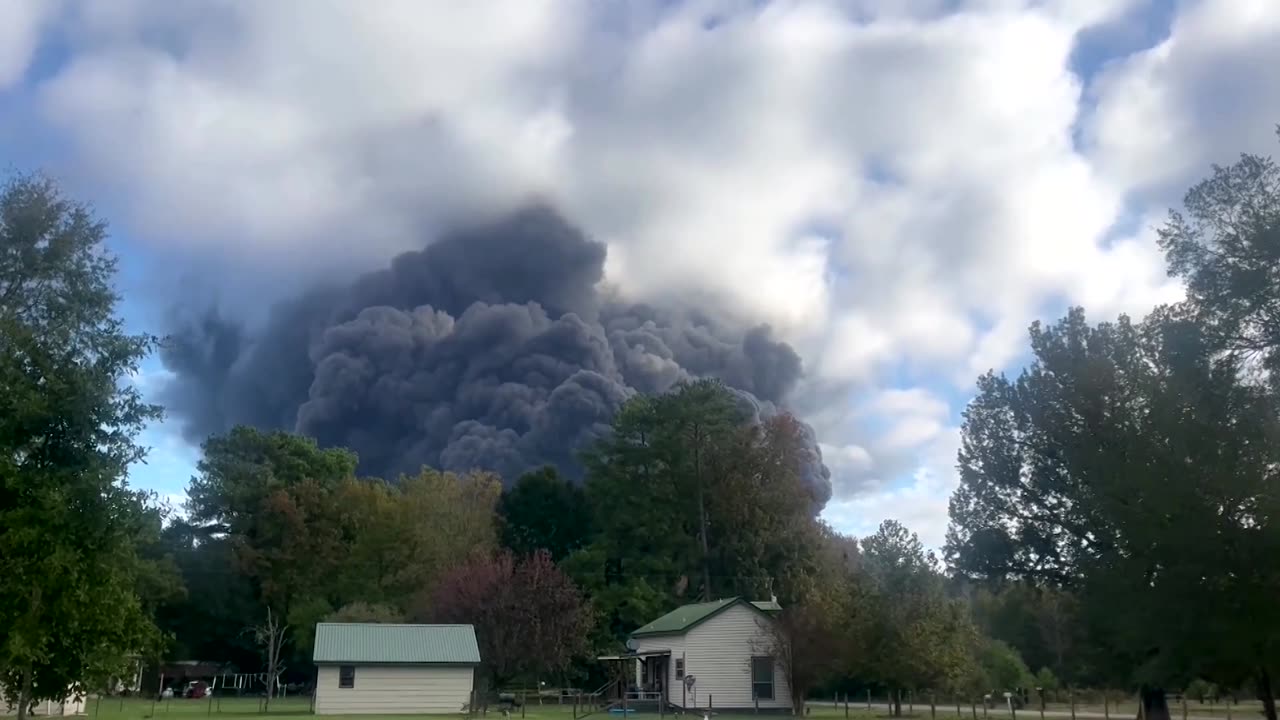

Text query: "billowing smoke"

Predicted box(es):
[162, 206, 832, 506]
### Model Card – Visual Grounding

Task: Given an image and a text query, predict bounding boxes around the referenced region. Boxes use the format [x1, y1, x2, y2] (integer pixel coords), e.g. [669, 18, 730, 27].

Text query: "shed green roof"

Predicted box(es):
[313, 623, 480, 665]
[631, 597, 775, 637]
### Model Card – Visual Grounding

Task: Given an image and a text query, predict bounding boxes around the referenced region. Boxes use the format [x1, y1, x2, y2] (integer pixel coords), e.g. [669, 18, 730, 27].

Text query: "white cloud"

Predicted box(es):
[823, 426, 961, 549]
[0, 0, 59, 89]
[1084, 0, 1280, 201]
[13, 0, 1279, 542]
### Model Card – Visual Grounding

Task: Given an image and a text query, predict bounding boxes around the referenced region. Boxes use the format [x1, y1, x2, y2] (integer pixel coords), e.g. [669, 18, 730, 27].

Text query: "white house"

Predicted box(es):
[620, 597, 791, 712]
[312, 623, 480, 715]
[0, 691, 86, 716]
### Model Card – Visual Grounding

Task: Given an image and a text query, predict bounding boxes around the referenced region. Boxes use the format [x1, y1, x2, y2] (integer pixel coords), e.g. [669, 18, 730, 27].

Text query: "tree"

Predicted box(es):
[0, 174, 164, 720]
[969, 584, 1087, 687]
[1035, 668, 1060, 701]
[976, 640, 1033, 695]
[947, 307, 1280, 720]
[151, 525, 261, 672]
[577, 380, 827, 644]
[860, 521, 973, 715]
[186, 426, 357, 537]
[251, 608, 288, 711]
[755, 588, 854, 715]
[1158, 130, 1280, 382]
[419, 550, 593, 690]
[499, 466, 592, 560]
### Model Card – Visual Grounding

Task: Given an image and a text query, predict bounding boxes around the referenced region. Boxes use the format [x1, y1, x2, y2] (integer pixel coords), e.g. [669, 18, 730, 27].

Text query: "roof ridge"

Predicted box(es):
[315, 622, 475, 627]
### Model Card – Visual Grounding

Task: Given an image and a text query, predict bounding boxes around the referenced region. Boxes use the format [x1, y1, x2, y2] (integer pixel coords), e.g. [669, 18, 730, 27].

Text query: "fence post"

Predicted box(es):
[971, 700, 978, 720]
[1010, 696, 1017, 720]
[844, 693, 848, 719]
[910, 691, 914, 715]
[982, 698, 988, 720]
[522, 690, 527, 718]
[931, 693, 937, 720]
[869, 690, 873, 713]
[957, 699, 962, 717]
[1070, 690, 1076, 720]
[1104, 695, 1109, 720]
[1227, 698, 1233, 720]
[1182, 695, 1187, 720]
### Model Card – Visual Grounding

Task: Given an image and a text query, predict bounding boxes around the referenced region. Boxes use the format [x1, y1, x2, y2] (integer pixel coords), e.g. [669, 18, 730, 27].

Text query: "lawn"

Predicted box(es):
[6, 697, 891, 720]
[7, 697, 1265, 720]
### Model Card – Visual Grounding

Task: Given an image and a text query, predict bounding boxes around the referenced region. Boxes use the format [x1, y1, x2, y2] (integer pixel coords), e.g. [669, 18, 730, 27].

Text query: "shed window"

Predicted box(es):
[675, 658, 685, 680]
[751, 657, 774, 701]
[339, 665, 355, 689]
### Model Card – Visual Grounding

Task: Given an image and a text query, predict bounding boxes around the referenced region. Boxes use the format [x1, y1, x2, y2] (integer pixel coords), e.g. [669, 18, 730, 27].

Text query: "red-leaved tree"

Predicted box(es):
[421, 549, 593, 689]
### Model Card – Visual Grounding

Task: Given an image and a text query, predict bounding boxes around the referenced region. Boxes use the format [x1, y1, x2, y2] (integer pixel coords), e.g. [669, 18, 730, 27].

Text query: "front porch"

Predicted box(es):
[594, 650, 673, 713]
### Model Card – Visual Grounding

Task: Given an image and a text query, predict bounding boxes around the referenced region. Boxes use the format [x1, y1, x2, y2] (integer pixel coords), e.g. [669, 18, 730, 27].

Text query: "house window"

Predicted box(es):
[751, 657, 774, 701]
[339, 666, 355, 689]
[675, 658, 685, 680]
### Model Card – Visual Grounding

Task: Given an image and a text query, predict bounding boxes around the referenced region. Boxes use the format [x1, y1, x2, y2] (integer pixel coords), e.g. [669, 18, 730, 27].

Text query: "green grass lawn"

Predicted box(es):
[8, 697, 892, 720]
[9, 696, 1265, 720]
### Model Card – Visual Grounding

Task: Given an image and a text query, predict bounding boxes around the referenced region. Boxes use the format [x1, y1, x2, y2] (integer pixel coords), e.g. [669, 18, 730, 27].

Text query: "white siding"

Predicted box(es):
[314, 664, 474, 715]
[680, 604, 790, 710]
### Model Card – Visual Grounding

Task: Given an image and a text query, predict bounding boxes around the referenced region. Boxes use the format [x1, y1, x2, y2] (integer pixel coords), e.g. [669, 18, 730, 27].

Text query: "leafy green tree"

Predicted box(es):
[976, 640, 1033, 694]
[947, 307, 1280, 720]
[152, 525, 261, 671]
[499, 466, 592, 560]
[860, 521, 973, 715]
[0, 174, 164, 720]
[1158, 130, 1280, 382]
[1185, 679, 1217, 704]
[1035, 667, 1060, 701]
[576, 380, 826, 644]
[969, 584, 1087, 686]
[186, 425, 357, 537]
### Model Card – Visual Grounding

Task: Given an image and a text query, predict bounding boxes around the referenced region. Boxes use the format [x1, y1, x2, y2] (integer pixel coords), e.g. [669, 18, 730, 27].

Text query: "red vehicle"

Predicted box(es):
[184, 681, 209, 700]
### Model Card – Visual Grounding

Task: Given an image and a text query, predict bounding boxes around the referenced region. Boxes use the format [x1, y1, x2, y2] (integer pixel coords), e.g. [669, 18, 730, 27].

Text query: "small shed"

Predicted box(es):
[313, 623, 480, 715]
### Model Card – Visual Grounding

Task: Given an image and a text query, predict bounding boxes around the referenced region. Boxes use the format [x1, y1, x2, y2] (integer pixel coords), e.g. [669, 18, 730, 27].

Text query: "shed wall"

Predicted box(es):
[314, 664, 474, 715]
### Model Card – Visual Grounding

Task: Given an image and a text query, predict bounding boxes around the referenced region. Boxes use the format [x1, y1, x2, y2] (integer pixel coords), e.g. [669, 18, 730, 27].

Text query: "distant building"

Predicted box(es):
[600, 596, 790, 713]
[312, 623, 480, 715]
[1, 691, 86, 716]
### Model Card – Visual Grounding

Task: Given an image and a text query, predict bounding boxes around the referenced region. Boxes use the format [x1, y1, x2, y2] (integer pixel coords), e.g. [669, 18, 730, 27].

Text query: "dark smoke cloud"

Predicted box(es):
[162, 206, 832, 506]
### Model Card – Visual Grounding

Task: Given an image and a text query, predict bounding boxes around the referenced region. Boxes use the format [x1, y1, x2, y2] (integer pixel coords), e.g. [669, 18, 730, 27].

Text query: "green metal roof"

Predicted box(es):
[632, 598, 774, 637]
[313, 623, 480, 664]
[751, 599, 782, 613]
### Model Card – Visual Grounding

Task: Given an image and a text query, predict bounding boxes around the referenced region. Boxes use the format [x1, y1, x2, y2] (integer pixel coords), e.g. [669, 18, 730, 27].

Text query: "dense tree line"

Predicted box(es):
[4, 131, 1280, 718]
[947, 131, 1280, 720]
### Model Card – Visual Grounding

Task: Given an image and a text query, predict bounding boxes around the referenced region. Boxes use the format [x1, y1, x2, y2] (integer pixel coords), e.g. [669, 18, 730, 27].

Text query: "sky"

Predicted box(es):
[2, 0, 1279, 548]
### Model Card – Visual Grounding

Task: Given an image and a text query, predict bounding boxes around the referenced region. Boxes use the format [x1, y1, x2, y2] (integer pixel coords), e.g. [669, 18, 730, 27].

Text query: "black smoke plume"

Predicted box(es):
[162, 206, 832, 506]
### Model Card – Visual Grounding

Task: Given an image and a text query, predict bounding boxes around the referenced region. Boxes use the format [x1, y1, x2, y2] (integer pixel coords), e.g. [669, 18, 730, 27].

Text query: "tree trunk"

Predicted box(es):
[894, 689, 903, 717]
[16, 664, 34, 720]
[694, 439, 711, 602]
[1139, 688, 1170, 720]
[1256, 668, 1276, 720]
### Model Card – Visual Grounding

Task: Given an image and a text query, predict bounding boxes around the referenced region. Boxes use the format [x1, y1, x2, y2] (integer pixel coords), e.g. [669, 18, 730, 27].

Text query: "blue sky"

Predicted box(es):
[3, 0, 1279, 545]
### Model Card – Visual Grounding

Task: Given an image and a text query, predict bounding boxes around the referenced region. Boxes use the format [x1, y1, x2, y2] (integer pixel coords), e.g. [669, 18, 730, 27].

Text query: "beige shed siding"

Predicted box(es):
[681, 603, 790, 710]
[315, 664, 474, 715]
